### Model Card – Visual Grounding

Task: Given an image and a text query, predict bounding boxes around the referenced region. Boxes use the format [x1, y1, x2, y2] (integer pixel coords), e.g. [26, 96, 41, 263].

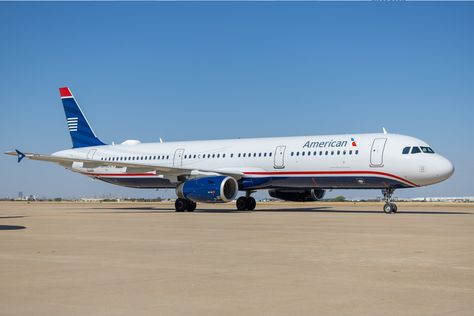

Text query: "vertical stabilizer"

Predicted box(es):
[59, 87, 105, 148]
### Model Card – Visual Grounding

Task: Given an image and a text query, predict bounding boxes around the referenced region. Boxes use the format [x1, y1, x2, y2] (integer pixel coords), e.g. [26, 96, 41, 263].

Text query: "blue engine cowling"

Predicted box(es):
[176, 176, 239, 203]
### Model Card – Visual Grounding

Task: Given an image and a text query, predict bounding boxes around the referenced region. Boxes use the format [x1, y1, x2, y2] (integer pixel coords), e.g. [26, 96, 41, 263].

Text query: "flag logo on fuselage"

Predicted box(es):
[351, 138, 357, 147]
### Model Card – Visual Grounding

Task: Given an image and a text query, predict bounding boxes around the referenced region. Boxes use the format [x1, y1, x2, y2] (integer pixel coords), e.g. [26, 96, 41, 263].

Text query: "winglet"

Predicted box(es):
[15, 149, 26, 163]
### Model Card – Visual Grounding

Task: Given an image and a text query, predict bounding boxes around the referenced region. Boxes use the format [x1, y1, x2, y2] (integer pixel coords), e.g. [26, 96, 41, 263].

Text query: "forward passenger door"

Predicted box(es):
[370, 138, 387, 167]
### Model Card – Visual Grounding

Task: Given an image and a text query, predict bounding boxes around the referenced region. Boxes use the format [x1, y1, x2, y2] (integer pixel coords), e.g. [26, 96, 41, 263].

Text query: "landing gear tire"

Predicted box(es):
[236, 197, 248, 211]
[383, 203, 394, 214]
[382, 188, 397, 214]
[175, 198, 188, 212]
[246, 197, 256, 211]
[187, 201, 197, 212]
[236, 196, 257, 211]
[390, 203, 398, 213]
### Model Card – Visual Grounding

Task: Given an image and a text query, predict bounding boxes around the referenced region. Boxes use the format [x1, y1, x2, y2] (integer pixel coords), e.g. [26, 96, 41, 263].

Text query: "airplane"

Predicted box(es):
[6, 87, 454, 213]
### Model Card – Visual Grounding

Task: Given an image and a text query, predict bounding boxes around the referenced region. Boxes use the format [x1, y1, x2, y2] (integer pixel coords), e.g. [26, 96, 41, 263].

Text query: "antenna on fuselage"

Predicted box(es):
[160, 138, 164, 143]
[382, 127, 388, 134]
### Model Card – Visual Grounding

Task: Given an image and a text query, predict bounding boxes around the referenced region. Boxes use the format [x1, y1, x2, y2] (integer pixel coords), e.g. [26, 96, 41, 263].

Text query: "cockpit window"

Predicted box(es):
[411, 146, 421, 154]
[402, 147, 410, 154]
[421, 146, 435, 153]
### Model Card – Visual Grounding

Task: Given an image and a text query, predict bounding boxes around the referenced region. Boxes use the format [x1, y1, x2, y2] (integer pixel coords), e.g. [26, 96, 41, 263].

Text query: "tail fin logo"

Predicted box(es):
[351, 138, 357, 147]
[67, 117, 78, 132]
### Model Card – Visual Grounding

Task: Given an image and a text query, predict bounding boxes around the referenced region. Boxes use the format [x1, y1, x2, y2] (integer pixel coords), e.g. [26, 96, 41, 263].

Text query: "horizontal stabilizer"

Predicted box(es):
[15, 149, 25, 163]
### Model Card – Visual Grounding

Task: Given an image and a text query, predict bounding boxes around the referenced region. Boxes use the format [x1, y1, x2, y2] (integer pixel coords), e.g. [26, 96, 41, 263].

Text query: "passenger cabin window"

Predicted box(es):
[411, 147, 421, 154]
[402, 147, 410, 154]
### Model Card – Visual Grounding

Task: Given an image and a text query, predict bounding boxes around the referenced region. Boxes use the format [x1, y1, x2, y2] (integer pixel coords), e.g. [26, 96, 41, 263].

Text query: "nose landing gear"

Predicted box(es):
[382, 188, 398, 214]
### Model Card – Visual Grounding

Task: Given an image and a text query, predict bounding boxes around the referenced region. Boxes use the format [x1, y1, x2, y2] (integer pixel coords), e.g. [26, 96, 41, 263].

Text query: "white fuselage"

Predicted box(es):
[53, 133, 454, 191]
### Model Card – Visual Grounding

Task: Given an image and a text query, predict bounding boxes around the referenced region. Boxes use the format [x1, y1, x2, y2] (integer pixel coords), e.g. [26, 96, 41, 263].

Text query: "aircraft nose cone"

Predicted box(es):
[437, 156, 455, 181]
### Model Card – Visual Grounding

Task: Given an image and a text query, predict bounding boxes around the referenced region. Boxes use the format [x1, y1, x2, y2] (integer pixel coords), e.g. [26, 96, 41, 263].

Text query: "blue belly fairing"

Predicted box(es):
[94, 175, 410, 190]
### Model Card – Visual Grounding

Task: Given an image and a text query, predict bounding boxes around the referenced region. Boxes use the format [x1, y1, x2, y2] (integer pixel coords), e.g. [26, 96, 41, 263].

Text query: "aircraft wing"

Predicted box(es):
[4, 150, 244, 179]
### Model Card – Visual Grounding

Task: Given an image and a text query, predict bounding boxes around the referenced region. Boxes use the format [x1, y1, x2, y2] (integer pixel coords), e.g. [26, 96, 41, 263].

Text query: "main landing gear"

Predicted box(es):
[382, 188, 398, 214]
[175, 198, 197, 212]
[236, 191, 256, 211]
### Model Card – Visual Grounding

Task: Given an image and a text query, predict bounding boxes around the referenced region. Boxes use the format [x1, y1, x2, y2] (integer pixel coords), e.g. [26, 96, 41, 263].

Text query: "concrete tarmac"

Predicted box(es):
[1, 201, 473, 316]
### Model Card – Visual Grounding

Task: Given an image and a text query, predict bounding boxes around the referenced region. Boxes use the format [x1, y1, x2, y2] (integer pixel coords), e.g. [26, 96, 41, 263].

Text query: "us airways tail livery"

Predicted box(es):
[6, 87, 454, 213]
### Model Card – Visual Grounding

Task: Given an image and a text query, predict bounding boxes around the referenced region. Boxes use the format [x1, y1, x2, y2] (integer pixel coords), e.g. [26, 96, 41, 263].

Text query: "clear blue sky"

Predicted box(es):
[0, 2, 473, 199]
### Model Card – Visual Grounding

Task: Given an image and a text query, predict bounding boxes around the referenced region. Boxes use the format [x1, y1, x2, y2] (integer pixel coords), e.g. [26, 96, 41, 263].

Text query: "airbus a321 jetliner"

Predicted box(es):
[6, 88, 454, 213]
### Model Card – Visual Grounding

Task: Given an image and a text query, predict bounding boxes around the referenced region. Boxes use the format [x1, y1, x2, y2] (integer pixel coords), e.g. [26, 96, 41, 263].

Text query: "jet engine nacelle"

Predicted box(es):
[268, 189, 325, 202]
[176, 176, 238, 203]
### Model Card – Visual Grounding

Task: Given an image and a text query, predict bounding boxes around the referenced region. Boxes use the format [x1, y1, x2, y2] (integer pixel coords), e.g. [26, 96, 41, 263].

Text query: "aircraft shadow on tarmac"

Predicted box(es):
[89, 206, 471, 215]
[0, 225, 26, 230]
[0, 216, 27, 230]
